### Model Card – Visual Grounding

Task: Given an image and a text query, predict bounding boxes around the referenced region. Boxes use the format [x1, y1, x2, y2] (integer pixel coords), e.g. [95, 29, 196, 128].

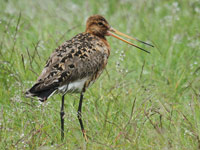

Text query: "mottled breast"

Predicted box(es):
[34, 33, 110, 94]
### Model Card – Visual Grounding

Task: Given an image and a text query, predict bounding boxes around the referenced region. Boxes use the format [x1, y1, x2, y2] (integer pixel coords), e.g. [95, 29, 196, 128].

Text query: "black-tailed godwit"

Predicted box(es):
[26, 15, 153, 141]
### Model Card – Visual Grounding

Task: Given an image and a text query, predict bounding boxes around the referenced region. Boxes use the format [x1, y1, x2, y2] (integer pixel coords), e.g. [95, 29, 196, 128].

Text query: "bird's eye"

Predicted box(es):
[98, 22, 104, 26]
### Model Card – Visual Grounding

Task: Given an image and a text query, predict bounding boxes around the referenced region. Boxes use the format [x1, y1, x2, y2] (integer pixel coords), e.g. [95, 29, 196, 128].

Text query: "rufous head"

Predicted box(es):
[86, 15, 154, 53]
[86, 15, 110, 37]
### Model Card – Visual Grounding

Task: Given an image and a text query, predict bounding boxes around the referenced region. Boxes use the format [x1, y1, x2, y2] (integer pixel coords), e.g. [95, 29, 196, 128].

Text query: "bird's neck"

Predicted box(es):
[100, 36, 110, 49]
[84, 31, 110, 48]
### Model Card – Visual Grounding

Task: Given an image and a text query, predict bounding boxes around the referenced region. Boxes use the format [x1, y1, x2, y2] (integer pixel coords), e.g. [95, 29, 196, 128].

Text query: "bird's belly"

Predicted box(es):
[58, 78, 88, 94]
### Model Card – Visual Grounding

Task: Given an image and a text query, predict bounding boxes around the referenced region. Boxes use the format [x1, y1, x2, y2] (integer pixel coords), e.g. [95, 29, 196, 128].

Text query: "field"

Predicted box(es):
[0, 0, 200, 149]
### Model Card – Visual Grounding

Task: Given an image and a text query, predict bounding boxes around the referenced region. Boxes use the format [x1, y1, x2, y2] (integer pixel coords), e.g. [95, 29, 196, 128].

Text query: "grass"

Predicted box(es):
[0, 0, 200, 149]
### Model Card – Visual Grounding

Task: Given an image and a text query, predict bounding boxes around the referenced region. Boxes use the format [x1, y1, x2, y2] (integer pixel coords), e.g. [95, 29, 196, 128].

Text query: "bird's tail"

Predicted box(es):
[25, 83, 57, 102]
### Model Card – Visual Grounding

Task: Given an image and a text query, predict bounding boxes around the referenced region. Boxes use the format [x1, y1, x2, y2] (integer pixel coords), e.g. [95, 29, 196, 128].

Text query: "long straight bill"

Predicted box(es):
[110, 28, 154, 47]
[107, 31, 150, 53]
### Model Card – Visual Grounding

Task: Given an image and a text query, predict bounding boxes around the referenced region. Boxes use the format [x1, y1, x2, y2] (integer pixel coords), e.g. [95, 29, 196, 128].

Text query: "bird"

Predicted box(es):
[25, 15, 153, 141]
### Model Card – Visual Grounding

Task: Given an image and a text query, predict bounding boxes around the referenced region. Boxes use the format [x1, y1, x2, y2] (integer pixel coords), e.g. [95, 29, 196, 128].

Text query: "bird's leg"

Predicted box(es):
[60, 95, 65, 141]
[77, 92, 88, 141]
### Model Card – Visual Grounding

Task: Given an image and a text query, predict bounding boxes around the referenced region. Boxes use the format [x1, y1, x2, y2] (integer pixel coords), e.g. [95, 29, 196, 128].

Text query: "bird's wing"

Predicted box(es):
[28, 33, 109, 93]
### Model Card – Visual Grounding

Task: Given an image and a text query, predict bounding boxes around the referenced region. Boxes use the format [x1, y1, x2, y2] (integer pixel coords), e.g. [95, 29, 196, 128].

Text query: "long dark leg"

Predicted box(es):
[60, 95, 65, 141]
[77, 92, 88, 141]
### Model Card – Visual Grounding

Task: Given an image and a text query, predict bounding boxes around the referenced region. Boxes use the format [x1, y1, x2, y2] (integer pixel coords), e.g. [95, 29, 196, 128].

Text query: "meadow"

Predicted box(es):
[0, 0, 200, 149]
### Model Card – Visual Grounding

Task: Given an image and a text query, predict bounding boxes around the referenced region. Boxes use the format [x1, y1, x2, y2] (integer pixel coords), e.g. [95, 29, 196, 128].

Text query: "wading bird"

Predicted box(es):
[26, 15, 153, 141]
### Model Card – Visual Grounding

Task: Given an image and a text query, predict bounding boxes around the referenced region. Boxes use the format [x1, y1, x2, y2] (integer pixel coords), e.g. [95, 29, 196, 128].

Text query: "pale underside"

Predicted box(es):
[58, 77, 88, 94]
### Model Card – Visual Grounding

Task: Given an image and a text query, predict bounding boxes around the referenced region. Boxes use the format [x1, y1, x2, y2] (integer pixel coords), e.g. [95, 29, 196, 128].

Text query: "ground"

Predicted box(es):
[0, 0, 200, 149]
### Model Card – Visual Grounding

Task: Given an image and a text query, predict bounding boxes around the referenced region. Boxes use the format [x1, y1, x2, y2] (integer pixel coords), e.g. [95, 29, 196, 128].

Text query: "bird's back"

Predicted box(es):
[26, 32, 110, 101]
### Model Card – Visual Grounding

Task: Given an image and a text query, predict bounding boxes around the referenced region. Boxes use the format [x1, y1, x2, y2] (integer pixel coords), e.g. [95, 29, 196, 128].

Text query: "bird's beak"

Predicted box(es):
[107, 27, 154, 53]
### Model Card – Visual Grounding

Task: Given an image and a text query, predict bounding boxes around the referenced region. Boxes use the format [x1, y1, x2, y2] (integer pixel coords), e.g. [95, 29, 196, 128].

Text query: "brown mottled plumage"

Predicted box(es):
[25, 15, 153, 141]
[27, 32, 109, 101]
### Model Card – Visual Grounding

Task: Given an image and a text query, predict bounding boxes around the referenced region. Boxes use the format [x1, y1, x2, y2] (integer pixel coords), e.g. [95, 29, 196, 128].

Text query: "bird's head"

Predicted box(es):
[86, 15, 154, 53]
[86, 15, 110, 37]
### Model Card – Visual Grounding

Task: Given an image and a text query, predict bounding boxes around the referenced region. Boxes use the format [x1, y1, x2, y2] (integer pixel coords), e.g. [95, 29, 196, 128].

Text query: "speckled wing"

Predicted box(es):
[26, 33, 109, 100]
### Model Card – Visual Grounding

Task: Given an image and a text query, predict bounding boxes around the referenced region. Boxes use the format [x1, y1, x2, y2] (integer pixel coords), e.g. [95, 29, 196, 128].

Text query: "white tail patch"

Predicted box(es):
[58, 78, 88, 94]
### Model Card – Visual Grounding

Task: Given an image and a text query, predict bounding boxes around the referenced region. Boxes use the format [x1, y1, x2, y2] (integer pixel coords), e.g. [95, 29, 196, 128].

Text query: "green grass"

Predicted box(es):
[0, 0, 200, 149]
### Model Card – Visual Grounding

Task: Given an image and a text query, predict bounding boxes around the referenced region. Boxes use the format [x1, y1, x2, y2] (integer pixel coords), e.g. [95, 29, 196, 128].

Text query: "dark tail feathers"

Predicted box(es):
[25, 84, 56, 102]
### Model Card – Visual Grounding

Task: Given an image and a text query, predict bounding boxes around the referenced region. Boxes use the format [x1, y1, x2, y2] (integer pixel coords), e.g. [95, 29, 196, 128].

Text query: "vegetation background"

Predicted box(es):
[0, 0, 200, 149]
